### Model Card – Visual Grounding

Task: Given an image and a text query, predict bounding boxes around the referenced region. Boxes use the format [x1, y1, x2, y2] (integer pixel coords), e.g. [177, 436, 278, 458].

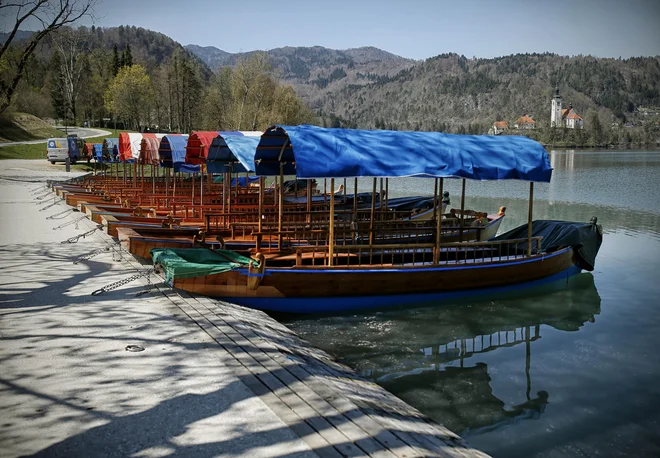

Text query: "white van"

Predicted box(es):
[46, 137, 81, 164]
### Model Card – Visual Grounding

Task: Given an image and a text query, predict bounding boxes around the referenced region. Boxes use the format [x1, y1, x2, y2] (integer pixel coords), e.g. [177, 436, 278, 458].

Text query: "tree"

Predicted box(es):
[202, 67, 233, 130]
[121, 43, 132, 68]
[232, 52, 270, 130]
[0, 0, 95, 114]
[112, 44, 120, 77]
[50, 50, 66, 119]
[105, 65, 153, 131]
[51, 27, 89, 124]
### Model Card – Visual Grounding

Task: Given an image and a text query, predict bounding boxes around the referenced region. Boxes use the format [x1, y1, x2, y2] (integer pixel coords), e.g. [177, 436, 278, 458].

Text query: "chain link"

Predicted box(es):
[46, 208, 75, 220]
[52, 216, 87, 230]
[31, 185, 48, 194]
[91, 268, 155, 296]
[61, 225, 103, 244]
[73, 241, 121, 264]
[39, 197, 62, 211]
[34, 192, 52, 201]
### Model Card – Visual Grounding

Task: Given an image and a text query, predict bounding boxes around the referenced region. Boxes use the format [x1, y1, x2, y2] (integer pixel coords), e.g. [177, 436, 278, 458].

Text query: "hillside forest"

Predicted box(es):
[1, 25, 316, 134]
[1, 24, 659, 147]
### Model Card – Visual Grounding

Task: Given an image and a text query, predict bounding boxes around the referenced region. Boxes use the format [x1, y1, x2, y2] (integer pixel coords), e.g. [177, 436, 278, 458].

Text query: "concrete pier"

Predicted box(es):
[0, 162, 490, 457]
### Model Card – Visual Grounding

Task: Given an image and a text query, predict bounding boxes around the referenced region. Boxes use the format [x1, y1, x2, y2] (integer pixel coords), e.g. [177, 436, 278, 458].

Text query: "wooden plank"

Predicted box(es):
[183, 297, 358, 457]
[160, 290, 341, 457]
[193, 296, 399, 458]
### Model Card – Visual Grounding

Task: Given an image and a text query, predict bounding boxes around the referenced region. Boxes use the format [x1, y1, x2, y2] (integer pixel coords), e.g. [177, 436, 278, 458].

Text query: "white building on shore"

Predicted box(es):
[551, 87, 584, 129]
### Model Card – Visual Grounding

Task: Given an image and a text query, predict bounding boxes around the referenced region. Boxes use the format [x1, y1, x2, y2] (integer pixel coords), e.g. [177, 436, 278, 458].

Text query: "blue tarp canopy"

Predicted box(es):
[174, 162, 201, 173]
[212, 175, 261, 186]
[101, 138, 119, 163]
[92, 144, 104, 162]
[254, 125, 552, 182]
[207, 133, 261, 174]
[159, 135, 189, 168]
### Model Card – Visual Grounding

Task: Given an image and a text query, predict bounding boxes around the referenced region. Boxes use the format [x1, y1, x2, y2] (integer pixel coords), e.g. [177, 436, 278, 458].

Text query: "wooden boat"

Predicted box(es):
[150, 125, 603, 313]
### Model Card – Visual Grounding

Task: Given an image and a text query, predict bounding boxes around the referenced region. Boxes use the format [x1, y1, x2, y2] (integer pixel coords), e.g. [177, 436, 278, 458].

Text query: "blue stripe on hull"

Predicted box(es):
[214, 264, 582, 314]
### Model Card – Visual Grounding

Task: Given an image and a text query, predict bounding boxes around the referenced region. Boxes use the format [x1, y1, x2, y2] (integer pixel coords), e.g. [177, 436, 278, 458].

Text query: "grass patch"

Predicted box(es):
[0, 142, 48, 160]
[0, 112, 63, 142]
[0, 129, 128, 160]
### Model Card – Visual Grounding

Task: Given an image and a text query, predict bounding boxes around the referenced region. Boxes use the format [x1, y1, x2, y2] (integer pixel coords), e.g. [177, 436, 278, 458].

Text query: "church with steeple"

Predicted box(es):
[551, 87, 584, 129]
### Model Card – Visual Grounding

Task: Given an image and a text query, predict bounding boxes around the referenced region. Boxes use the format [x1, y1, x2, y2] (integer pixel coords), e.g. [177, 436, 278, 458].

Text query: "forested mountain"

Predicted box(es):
[319, 53, 660, 132]
[5, 23, 658, 146]
[186, 44, 416, 106]
[188, 44, 660, 145]
[3, 26, 315, 133]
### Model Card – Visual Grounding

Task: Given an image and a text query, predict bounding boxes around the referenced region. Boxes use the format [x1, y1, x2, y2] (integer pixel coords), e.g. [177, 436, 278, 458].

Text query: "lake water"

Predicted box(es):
[281, 150, 660, 457]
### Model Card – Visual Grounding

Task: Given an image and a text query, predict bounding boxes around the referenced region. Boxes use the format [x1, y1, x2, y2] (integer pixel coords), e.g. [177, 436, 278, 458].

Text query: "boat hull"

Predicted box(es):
[167, 247, 578, 313]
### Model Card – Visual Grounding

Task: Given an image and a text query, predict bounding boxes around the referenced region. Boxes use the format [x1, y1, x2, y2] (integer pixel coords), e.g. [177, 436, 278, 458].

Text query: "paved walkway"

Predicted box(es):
[0, 164, 490, 457]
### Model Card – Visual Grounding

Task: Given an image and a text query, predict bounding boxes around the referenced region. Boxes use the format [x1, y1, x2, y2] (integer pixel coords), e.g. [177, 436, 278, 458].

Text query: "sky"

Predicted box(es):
[3, 0, 660, 60]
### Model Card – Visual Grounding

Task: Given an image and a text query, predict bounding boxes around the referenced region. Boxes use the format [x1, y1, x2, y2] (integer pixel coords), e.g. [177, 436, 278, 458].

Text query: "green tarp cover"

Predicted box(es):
[151, 248, 256, 283]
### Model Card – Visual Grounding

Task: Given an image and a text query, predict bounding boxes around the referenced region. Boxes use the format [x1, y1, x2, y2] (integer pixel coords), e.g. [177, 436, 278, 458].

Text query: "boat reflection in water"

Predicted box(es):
[323, 273, 602, 437]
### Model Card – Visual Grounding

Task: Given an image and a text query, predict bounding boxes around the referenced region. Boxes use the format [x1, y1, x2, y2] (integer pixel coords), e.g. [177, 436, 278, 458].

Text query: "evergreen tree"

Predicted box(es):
[112, 44, 120, 77]
[122, 44, 133, 68]
[50, 51, 67, 119]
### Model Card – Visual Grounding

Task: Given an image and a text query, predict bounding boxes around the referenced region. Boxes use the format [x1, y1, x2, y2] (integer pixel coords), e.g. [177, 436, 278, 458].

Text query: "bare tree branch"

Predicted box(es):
[0, 0, 48, 62]
[0, 0, 95, 114]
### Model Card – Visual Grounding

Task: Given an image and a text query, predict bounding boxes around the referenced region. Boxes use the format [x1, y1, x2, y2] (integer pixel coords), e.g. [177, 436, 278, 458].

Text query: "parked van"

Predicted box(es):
[46, 137, 83, 164]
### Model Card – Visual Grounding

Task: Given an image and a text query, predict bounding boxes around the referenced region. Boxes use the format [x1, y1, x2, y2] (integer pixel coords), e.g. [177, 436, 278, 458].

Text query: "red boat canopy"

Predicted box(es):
[138, 134, 165, 165]
[186, 131, 220, 165]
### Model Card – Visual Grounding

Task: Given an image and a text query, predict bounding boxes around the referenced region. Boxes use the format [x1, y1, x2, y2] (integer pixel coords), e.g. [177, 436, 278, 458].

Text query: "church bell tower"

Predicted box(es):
[551, 87, 562, 128]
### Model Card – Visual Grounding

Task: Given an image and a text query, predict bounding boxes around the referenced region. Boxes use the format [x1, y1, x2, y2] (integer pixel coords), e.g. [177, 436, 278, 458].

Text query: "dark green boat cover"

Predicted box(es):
[151, 248, 257, 283]
[491, 220, 603, 271]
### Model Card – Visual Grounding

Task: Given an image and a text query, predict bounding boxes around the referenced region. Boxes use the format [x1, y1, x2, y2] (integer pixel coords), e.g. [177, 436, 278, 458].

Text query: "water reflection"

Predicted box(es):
[285, 273, 601, 438]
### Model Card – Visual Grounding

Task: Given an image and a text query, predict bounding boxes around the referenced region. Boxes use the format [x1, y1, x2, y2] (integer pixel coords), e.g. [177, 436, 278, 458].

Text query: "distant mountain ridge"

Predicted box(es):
[187, 43, 660, 133]
[185, 43, 416, 108]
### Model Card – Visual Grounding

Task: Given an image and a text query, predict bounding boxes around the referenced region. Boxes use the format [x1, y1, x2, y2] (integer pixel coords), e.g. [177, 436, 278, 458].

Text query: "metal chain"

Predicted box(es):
[61, 225, 103, 244]
[46, 208, 75, 220]
[73, 241, 121, 264]
[30, 185, 50, 196]
[91, 268, 155, 296]
[34, 192, 52, 201]
[135, 269, 155, 297]
[52, 216, 87, 230]
[39, 197, 63, 211]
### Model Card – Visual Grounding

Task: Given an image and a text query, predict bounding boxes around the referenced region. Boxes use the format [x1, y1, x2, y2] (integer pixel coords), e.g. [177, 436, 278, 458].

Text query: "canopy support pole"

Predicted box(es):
[385, 178, 389, 214]
[379, 178, 383, 221]
[228, 164, 233, 216]
[200, 167, 204, 209]
[459, 178, 466, 242]
[222, 172, 227, 217]
[527, 182, 534, 257]
[432, 178, 439, 221]
[353, 178, 358, 222]
[258, 176, 264, 234]
[306, 179, 312, 223]
[278, 163, 284, 248]
[329, 178, 335, 266]
[369, 178, 376, 246]
[434, 178, 444, 265]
